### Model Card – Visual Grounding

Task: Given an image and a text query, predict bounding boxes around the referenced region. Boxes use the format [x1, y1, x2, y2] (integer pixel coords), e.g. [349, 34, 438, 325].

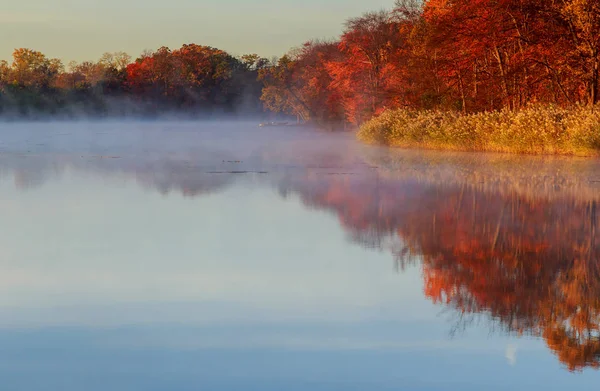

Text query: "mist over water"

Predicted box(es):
[0, 121, 599, 390]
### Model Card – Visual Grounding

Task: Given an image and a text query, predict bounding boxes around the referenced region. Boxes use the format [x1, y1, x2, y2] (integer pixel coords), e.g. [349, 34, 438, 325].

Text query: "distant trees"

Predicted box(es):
[8, 48, 63, 89]
[0, 49, 64, 115]
[0, 46, 267, 118]
[123, 44, 268, 112]
[99, 52, 131, 72]
[125, 44, 234, 107]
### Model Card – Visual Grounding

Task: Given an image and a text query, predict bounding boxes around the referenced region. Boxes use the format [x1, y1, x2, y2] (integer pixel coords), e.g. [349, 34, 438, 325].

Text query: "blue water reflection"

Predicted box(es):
[0, 121, 598, 390]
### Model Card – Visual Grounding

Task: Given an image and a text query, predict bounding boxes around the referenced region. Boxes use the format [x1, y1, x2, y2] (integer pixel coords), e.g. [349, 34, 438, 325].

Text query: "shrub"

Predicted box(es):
[357, 105, 600, 156]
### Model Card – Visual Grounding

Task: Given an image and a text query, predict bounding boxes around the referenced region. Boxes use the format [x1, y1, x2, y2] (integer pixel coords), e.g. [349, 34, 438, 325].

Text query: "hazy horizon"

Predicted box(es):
[1, 0, 394, 63]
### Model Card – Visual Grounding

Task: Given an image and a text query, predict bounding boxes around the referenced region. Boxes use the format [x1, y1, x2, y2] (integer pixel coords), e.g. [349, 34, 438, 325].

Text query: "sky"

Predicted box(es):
[1, 0, 395, 63]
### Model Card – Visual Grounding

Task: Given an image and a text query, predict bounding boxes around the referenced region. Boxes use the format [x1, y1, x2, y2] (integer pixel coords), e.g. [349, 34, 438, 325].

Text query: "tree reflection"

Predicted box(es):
[2, 149, 600, 370]
[284, 174, 600, 371]
[0, 154, 234, 197]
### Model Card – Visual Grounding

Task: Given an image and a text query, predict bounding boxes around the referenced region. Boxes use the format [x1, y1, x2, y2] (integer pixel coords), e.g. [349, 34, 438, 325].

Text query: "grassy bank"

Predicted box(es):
[357, 106, 600, 156]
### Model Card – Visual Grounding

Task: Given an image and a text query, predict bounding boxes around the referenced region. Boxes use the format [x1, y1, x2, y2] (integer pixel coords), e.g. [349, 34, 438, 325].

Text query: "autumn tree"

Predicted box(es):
[0, 44, 264, 116]
[124, 44, 260, 112]
[240, 54, 269, 72]
[0, 60, 9, 87]
[99, 52, 132, 71]
[420, 0, 600, 109]
[294, 41, 346, 125]
[259, 55, 311, 121]
[556, 0, 600, 104]
[422, 0, 545, 110]
[8, 48, 63, 89]
[327, 11, 408, 123]
[174, 44, 239, 105]
[258, 41, 347, 125]
[257, 0, 600, 118]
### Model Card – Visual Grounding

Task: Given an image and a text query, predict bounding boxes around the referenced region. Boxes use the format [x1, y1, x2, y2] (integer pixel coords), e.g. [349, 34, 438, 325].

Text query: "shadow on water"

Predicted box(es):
[2, 134, 600, 372]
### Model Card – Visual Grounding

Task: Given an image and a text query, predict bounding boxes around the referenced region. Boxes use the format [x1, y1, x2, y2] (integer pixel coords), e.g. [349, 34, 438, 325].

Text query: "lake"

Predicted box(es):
[0, 120, 599, 390]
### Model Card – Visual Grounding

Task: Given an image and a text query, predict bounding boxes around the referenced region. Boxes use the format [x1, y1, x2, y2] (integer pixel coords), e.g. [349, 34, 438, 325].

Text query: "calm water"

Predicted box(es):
[1, 121, 599, 390]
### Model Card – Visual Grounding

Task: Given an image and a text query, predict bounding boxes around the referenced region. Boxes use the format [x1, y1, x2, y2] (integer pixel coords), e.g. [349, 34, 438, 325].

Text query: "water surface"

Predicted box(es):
[0, 121, 599, 390]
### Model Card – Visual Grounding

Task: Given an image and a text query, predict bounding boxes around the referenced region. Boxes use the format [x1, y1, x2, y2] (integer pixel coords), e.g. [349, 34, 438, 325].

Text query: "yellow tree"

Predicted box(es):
[258, 55, 312, 122]
[0, 60, 9, 86]
[99, 52, 131, 71]
[10, 48, 63, 89]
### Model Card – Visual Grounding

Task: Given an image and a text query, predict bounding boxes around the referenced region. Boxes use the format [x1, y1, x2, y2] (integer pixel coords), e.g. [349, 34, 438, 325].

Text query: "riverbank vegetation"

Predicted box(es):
[357, 105, 600, 156]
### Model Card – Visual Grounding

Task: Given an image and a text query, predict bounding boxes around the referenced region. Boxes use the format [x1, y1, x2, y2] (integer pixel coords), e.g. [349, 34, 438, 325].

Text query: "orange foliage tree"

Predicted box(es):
[259, 41, 345, 126]
[260, 0, 600, 124]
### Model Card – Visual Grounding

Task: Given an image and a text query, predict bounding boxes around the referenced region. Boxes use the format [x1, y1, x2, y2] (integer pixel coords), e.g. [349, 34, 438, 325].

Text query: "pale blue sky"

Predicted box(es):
[1, 0, 394, 63]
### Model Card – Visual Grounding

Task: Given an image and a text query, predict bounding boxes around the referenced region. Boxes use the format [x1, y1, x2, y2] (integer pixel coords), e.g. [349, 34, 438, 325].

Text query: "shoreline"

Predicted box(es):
[360, 139, 600, 157]
[357, 106, 600, 157]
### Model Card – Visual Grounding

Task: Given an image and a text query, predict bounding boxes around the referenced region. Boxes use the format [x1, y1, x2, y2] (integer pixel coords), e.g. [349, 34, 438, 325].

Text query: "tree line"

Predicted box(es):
[0, 46, 269, 118]
[262, 0, 600, 126]
[2, 0, 599, 122]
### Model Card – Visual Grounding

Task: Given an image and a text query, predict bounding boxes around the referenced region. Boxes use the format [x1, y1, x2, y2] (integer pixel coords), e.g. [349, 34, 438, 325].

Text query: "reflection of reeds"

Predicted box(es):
[358, 106, 600, 156]
[360, 147, 600, 202]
